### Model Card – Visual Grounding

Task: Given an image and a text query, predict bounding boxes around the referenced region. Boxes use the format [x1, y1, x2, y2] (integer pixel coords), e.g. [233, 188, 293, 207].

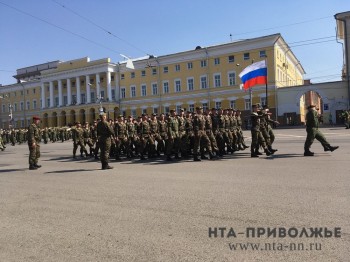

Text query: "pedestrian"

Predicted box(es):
[27, 116, 41, 170]
[304, 105, 339, 156]
[96, 112, 114, 169]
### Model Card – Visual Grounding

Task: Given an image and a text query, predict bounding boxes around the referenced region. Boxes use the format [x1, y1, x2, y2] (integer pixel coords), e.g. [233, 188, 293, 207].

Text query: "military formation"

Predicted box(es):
[2, 103, 343, 170]
[339, 109, 350, 129]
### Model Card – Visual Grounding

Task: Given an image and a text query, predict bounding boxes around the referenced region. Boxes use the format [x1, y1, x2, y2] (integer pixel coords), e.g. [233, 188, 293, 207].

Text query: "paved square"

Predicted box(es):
[0, 127, 349, 261]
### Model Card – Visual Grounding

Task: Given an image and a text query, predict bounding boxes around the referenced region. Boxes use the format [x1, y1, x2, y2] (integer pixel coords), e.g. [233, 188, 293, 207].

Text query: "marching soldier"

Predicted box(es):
[157, 113, 168, 156]
[204, 108, 219, 157]
[114, 115, 129, 160]
[72, 122, 89, 159]
[82, 122, 95, 157]
[27, 116, 41, 170]
[250, 104, 272, 158]
[166, 109, 180, 161]
[236, 110, 249, 150]
[304, 105, 339, 156]
[139, 114, 153, 160]
[96, 113, 114, 169]
[193, 107, 214, 161]
[126, 116, 138, 158]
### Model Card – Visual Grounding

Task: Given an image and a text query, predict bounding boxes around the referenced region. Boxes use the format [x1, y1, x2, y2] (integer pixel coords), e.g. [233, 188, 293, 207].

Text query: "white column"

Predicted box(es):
[67, 78, 72, 105]
[96, 73, 100, 101]
[106, 71, 112, 101]
[49, 81, 54, 108]
[41, 82, 46, 109]
[86, 75, 91, 103]
[76, 77, 81, 105]
[58, 80, 63, 107]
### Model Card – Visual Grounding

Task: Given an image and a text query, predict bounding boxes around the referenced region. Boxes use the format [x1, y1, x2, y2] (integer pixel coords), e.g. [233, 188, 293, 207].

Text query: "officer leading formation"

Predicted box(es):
[1, 104, 342, 170]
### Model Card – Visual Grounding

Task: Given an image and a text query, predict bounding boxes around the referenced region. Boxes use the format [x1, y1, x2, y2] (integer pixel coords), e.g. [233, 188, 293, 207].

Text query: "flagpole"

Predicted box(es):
[263, 55, 268, 107]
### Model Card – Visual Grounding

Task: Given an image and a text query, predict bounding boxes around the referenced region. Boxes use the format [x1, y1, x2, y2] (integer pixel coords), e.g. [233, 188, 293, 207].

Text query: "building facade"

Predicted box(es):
[0, 33, 305, 128]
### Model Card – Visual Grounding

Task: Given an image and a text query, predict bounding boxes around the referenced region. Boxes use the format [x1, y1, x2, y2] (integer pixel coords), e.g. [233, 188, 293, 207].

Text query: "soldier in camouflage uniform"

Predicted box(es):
[204, 108, 219, 157]
[177, 109, 187, 158]
[96, 113, 114, 169]
[184, 111, 194, 157]
[114, 115, 129, 160]
[149, 113, 161, 158]
[126, 116, 138, 158]
[42, 127, 49, 144]
[166, 109, 180, 161]
[250, 104, 272, 158]
[139, 114, 153, 160]
[72, 122, 89, 158]
[83, 122, 95, 157]
[0, 129, 5, 151]
[304, 105, 339, 156]
[27, 116, 41, 170]
[193, 107, 214, 161]
[236, 110, 249, 150]
[228, 108, 238, 152]
[157, 113, 168, 156]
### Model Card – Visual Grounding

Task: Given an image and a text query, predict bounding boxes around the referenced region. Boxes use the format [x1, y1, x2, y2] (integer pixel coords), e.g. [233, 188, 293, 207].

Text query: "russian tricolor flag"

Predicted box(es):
[239, 60, 267, 90]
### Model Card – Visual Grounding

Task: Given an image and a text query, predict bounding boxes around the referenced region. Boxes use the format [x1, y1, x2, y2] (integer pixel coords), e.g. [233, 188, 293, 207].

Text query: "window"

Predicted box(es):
[121, 88, 126, 98]
[152, 68, 157, 75]
[81, 94, 86, 104]
[228, 72, 236, 86]
[111, 90, 115, 100]
[131, 72, 135, 78]
[33, 100, 37, 109]
[214, 74, 221, 87]
[131, 109, 137, 118]
[200, 76, 207, 89]
[260, 50, 266, 58]
[189, 104, 194, 112]
[131, 86, 136, 97]
[141, 70, 146, 77]
[14, 103, 17, 112]
[244, 53, 250, 60]
[121, 74, 125, 80]
[163, 82, 169, 94]
[141, 85, 147, 96]
[2, 105, 5, 113]
[202, 103, 208, 111]
[260, 97, 266, 106]
[90, 93, 95, 103]
[201, 60, 207, 67]
[90, 79, 94, 84]
[153, 107, 158, 114]
[21, 120, 25, 128]
[26, 90, 29, 95]
[142, 108, 147, 115]
[175, 64, 180, 71]
[111, 76, 114, 81]
[55, 97, 59, 107]
[152, 83, 158, 95]
[230, 100, 236, 109]
[215, 101, 221, 109]
[20, 102, 24, 111]
[187, 78, 194, 91]
[176, 105, 182, 114]
[63, 96, 68, 105]
[245, 99, 251, 110]
[164, 106, 170, 114]
[175, 80, 181, 92]
[21, 91, 24, 96]
[214, 58, 220, 65]
[100, 91, 105, 100]
[33, 88, 36, 94]
[163, 66, 168, 73]
[187, 62, 193, 69]
[47, 98, 50, 107]
[228, 55, 235, 63]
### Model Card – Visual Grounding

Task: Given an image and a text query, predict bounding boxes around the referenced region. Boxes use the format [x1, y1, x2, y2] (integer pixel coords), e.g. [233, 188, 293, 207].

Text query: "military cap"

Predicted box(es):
[195, 106, 203, 110]
[33, 116, 40, 120]
[117, 114, 123, 118]
[169, 109, 175, 112]
[152, 113, 157, 116]
[99, 112, 106, 116]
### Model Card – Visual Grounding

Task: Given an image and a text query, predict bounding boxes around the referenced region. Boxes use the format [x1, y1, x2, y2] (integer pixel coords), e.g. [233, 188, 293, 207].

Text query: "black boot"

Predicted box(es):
[268, 146, 277, 154]
[264, 148, 272, 156]
[201, 153, 208, 160]
[34, 163, 42, 168]
[251, 152, 259, 158]
[194, 155, 201, 161]
[29, 165, 37, 170]
[328, 146, 339, 152]
[166, 155, 173, 161]
[304, 150, 314, 156]
[255, 149, 263, 155]
[209, 152, 217, 160]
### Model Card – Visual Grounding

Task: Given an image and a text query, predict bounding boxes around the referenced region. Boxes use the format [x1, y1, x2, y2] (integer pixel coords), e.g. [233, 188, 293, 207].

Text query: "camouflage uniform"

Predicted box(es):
[97, 115, 115, 169]
[193, 108, 213, 161]
[27, 118, 41, 169]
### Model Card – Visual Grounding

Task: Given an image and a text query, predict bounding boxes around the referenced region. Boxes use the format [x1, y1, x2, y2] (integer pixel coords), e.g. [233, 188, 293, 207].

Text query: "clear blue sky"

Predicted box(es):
[0, 0, 348, 85]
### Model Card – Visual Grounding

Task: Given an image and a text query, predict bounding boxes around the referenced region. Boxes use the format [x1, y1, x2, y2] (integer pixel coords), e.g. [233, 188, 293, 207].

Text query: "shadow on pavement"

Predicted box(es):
[0, 168, 28, 173]
[45, 169, 96, 174]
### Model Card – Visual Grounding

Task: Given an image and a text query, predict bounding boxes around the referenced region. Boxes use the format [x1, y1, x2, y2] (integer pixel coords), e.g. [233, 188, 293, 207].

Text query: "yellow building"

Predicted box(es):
[0, 33, 305, 128]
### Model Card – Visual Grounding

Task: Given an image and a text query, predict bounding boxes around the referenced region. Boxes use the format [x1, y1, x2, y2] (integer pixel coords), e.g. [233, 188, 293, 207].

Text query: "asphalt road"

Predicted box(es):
[0, 127, 349, 262]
